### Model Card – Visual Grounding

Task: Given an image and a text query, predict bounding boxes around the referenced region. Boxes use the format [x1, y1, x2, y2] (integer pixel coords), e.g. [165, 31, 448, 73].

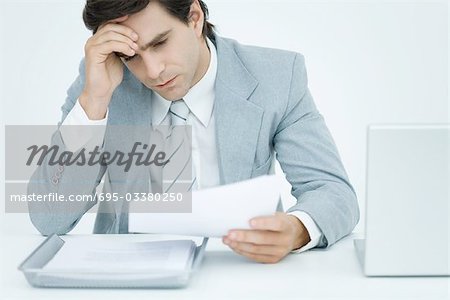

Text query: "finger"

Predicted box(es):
[226, 229, 283, 245]
[231, 247, 282, 264]
[96, 22, 139, 42]
[225, 238, 286, 257]
[90, 40, 136, 58]
[93, 31, 138, 51]
[97, 15, 129, 32]
[249, 214, 287, 232]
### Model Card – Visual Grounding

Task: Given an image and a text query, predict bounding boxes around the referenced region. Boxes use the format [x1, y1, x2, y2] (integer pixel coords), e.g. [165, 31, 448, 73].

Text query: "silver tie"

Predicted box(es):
[169, 100, 190, 126]
[163, 100, 197, 192]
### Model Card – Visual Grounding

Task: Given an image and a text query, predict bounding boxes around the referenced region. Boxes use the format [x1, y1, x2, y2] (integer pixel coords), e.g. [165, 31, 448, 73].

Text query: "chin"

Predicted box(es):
[159, 89, 188, 101]
[161, 95, 179, 101]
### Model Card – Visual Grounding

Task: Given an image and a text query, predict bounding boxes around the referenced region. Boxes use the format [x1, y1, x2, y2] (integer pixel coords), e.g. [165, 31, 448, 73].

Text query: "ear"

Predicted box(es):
[188, 0, 204, 38]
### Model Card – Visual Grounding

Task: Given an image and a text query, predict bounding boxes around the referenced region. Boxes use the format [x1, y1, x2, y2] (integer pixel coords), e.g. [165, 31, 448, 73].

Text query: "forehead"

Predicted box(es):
[119, 2, 182, 36]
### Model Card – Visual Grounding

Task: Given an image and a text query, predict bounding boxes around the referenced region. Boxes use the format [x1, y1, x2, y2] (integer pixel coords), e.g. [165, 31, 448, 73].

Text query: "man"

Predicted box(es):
[28, 0, 359, 263]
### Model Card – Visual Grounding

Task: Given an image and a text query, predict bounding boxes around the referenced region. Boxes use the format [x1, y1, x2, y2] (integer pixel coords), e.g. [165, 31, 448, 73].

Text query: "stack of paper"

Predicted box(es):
[43, 238, 197, 273]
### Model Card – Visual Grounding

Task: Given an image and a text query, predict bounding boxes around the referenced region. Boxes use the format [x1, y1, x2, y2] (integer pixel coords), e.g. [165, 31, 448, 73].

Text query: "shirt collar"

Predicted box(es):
[151, 38, 217, 127]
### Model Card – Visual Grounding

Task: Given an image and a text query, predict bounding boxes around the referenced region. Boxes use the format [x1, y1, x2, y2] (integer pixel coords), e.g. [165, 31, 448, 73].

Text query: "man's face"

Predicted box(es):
[119, 1, 207, 101]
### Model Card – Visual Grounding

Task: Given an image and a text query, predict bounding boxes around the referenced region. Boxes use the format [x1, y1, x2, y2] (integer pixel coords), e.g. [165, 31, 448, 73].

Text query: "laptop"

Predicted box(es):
[354, 124, 449, 276]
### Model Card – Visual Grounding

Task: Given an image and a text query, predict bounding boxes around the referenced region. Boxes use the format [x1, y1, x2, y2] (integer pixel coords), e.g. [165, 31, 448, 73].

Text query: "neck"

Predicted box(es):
[191, 38, 211, 88]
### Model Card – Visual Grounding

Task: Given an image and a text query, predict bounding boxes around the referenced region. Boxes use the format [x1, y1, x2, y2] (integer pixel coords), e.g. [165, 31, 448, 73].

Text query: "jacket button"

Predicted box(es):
[57, 165, 64, 172]
[51, 177, 59, 185]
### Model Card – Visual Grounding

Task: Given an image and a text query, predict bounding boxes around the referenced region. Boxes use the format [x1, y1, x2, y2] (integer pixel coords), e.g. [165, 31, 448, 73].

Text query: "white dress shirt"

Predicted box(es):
[61, 38, 322, 253]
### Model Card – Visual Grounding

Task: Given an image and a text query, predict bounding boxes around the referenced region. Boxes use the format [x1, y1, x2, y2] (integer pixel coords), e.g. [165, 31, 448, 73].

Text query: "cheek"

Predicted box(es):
[169, 45, 190, 66]
[124, 64, 143, 79]
[183, 45, 200, 73]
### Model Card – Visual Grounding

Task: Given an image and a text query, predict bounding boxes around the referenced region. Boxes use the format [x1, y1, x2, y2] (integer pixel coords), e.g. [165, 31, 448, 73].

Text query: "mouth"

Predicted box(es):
[156, 76, 177, 88]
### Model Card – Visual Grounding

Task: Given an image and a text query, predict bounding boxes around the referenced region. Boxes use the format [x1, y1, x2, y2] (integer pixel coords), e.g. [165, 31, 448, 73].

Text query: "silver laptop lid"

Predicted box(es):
[364, 124, 449, 276]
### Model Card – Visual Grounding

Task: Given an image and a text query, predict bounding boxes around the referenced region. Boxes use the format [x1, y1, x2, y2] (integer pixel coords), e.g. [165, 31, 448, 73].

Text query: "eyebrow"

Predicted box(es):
[139, 29, 172, 51]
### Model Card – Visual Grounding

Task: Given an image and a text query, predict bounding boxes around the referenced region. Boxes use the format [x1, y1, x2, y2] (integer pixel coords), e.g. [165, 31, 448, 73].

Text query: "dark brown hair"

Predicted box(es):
[83, 0, 215, 41]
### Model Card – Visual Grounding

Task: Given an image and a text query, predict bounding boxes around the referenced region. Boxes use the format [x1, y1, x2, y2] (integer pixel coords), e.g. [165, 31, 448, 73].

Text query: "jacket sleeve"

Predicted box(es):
[273, 54, 360, 247]
[27, 58, 107, 236]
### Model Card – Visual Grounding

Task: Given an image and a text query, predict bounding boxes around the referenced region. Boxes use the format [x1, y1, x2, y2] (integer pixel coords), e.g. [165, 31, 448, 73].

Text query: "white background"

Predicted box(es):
[0, 0, 448, 236]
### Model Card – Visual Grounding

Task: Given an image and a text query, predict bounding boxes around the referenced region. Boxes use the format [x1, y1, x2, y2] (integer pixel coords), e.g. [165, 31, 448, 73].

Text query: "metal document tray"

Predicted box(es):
[18, 234, 208, 288]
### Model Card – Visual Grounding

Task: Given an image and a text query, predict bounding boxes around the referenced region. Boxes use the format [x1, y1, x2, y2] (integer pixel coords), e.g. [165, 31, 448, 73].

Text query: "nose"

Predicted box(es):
[141, 52, 165, 81]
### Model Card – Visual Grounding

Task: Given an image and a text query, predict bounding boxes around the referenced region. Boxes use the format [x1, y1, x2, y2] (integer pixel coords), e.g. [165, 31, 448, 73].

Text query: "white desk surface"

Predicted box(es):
[1, 233, 448, 300]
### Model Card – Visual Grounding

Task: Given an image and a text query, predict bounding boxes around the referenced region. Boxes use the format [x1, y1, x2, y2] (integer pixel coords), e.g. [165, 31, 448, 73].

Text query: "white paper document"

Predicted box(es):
[43, 237, 196, 272]
[129, 175, 281, 237]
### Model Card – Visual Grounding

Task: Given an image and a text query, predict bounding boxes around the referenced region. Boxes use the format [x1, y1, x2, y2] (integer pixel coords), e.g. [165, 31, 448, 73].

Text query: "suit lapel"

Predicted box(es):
[214, 37, 263, 185]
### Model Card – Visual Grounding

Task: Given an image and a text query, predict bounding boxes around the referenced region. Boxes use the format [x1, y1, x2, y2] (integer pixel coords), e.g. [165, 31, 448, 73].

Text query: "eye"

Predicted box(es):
[124, 54, 137, 62]
[154, 39, 167, 47]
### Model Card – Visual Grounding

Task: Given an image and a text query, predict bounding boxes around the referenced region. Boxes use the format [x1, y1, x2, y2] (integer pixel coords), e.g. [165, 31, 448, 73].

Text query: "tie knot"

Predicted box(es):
[169, 99, 189, 126]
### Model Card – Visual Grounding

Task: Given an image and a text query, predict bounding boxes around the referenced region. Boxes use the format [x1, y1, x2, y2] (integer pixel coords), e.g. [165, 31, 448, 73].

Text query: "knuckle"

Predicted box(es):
[102, 31, 114, 40]
[128, 29, 135, 37]
[102, 23, 115, 31]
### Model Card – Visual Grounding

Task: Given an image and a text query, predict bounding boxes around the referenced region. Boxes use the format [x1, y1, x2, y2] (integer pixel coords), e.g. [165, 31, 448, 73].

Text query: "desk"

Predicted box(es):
[1, 233, 448, 300]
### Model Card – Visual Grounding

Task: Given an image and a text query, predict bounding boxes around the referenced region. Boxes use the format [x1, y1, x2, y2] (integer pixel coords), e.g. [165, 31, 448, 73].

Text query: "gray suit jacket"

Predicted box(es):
[28, 35, 359, 247]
